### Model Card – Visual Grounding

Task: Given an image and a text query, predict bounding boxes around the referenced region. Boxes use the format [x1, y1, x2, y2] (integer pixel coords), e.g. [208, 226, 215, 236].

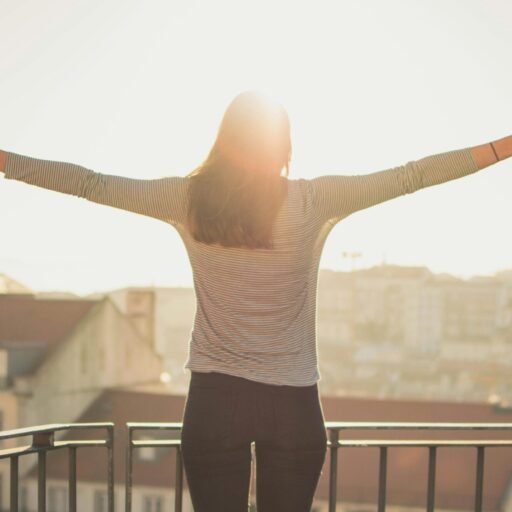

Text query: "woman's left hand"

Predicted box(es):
[0, 150, 7, 174]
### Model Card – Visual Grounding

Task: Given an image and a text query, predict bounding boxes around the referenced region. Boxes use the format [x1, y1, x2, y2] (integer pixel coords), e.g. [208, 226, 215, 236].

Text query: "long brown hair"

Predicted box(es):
[187, 91, 292, 249]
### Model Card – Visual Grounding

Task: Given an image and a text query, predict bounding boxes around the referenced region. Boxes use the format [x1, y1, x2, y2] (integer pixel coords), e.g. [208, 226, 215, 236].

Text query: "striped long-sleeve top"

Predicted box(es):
[3, 148, 479, 386]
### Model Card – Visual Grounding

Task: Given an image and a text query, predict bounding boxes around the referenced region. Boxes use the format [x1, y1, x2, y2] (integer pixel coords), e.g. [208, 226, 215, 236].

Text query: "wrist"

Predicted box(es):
[492, 135, 512, 161]
[0, 150, 7, 174]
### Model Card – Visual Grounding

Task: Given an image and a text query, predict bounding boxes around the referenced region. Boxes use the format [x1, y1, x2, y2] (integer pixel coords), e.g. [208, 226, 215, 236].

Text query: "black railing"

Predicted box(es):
[125, 422, 184, 512]
[0, 423, 114, 512]
[325, 422, 512, 512]
[1, 421, 511, 511]
[126, 421, 512, 512]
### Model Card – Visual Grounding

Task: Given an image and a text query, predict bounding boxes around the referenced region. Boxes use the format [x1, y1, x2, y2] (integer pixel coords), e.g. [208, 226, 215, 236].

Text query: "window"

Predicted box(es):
[136, 436, 168, 462]
[80, 341, 88, 374]
[94, 490, 108, 512]
[142, 495, 164, 512]
[138, 438, 158, 462]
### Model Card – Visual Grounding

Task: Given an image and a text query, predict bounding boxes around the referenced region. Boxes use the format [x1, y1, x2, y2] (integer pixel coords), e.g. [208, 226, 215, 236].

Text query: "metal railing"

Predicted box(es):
[125, 421, 512, 512]
[325, 422, 512, 512]
[125, 422, 183, 512]
[0, 423, 114, 512]
[2, 421, 511, 511]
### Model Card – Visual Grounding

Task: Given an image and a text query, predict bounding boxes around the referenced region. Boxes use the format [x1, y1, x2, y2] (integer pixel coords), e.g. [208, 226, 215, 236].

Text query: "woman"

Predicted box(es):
[0, 91, 510, 511]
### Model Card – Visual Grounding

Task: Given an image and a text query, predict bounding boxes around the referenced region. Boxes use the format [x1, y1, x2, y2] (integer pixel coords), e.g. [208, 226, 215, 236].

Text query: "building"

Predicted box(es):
[0, 291, 166, 506]
[317, 266, 512, 402]
[105, 287, 196, 394]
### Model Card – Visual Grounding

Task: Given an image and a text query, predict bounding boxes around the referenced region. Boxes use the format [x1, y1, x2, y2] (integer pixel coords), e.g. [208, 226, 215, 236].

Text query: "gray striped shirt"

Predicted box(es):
[4, 148, 479, 386]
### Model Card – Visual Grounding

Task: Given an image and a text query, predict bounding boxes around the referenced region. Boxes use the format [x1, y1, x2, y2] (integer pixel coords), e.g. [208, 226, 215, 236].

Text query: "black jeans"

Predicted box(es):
[181, 371, 327, 512]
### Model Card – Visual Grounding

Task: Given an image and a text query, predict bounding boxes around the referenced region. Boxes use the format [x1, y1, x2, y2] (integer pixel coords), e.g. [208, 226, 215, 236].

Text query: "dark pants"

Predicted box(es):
[181, 371, 327, 512]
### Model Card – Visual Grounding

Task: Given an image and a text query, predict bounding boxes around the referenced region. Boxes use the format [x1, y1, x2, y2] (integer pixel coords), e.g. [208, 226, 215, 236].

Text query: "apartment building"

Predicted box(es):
[0, 290, 166, 508]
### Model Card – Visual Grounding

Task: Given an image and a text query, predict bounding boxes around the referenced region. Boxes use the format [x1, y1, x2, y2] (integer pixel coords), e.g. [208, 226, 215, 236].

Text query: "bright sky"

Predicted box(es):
[1, 0, 511, 295]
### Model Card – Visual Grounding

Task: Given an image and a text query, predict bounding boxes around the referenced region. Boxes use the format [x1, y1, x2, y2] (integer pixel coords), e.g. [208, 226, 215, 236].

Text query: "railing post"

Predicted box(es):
[68, 447, 77, 512]
[175, 445, 183, 512]
[10, 455, 19, 512]
[107, 425, 115, 512]
[377, 446, 388, 512]
[328, 428, 339, 512]
[474, 446, 485, 512]
[426, 446, 437, 512]
[33, 432, 53, 512]
[125, 426, 133, 512]
[37, 451, 46, 512]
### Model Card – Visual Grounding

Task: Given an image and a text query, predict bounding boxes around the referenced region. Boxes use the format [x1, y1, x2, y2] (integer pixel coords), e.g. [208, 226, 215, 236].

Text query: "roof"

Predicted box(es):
[0, 273, 32, 294]
[353, 264, 432, 280]
[33, 390, 512, 510]
[0, 294, 98, 346]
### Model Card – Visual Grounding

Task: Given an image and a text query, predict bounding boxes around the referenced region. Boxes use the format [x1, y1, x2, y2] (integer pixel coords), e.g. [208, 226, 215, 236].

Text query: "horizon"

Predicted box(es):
[3, 261, 512, 297]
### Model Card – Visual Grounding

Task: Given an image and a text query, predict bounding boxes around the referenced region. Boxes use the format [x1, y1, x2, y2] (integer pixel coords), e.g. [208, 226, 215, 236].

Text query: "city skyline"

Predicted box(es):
[2, 260, 512, 297]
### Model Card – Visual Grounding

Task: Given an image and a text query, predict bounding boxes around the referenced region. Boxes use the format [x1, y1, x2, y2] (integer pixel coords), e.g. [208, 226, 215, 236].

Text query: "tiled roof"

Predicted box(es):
[0, 294, 98, 346]
[33, 390, 512, 510]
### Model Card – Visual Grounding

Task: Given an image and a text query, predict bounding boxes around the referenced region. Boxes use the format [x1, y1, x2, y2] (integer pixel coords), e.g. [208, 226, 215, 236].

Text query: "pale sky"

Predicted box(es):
[1, 0, 511, 295]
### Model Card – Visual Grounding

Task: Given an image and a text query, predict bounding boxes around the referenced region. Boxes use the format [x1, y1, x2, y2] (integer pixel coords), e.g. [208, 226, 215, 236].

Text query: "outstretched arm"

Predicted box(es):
[0, 150, 188, 225]
[310, 135, 512, 223]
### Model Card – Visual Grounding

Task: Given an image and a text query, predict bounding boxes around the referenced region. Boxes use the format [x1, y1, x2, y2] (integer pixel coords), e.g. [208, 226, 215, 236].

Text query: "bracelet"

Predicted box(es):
[490, 142, 500, 162]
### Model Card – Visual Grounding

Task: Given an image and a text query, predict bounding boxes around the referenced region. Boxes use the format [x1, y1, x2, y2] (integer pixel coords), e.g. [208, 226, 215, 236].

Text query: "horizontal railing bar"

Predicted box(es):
[127, 422, 182, 430]
[54, 440, 108, 448]
[127, 439, 512, 449]
[126, 421, 512, 433]
[333, 440, 512, 447]
[0, 422, 114, 440]
[6, 422, 509, 436]
[324, 422, 512, 430]
[0, 444, 35, 458]
[132, 440, 181, 448]
[0, 440, 108, 459]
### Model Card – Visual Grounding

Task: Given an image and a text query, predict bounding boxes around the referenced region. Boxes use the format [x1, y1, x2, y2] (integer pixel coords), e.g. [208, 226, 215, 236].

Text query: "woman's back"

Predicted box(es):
[180, 177, 328, 386]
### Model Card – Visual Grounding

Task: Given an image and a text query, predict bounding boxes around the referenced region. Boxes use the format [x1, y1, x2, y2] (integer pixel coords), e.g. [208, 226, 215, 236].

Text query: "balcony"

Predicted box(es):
[1, 421, 511, 511]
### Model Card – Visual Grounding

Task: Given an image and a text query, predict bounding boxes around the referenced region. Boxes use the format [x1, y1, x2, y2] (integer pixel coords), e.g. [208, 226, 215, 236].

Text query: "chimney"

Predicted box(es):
[125, 290, 155, 347]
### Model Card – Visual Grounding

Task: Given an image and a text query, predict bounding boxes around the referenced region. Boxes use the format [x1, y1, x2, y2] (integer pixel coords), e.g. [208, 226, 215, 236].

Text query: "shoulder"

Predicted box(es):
[285, 177, 315, 199]
[285, 177, 310, 191]
[282, 177, 315, 215]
